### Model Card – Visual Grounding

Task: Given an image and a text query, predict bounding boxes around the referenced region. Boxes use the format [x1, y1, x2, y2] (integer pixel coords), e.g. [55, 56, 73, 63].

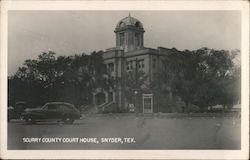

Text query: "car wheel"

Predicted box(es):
[63, 117, 74, 124]
[25, 117, 35, 124]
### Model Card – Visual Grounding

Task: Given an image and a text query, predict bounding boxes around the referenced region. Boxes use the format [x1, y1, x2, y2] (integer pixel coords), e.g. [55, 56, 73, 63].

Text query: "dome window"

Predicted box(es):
[135, 21, 140, 28]
[119, 22, 125, 28]
[135, 33, 140, 46]
[120, 33, 125, 46]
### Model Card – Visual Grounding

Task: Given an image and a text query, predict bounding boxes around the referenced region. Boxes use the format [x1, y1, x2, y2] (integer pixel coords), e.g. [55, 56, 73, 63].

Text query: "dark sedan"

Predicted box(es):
[8, 101, 28, 122]
[21, 102, 81, 124]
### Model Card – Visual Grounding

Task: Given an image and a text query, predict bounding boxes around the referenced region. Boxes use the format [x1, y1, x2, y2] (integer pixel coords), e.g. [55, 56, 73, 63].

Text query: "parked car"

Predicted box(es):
[21, 102, 81, 124]
[8, 101, 28, 122]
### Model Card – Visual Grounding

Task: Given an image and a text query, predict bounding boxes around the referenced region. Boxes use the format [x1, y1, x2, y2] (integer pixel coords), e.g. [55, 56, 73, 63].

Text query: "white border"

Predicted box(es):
[0, 0, 249, 159]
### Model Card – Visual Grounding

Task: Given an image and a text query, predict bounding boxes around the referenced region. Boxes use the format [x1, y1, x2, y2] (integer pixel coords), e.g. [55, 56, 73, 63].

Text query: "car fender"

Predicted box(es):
[22, 111, 46, 119]
[62, 112, 80, 119]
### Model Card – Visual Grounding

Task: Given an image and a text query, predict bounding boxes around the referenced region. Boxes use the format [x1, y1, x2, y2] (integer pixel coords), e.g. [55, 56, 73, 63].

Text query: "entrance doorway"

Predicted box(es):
[143, 94, 153, 113]
[95, 92, 106, 105]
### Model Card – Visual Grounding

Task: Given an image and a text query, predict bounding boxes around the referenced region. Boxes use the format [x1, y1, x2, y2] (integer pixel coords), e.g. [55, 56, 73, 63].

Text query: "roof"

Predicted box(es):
[232, 104, 241, 109]
[116, 14, 144, 29]
[44, 102, 75, 107]
[15, 101, 27, 105]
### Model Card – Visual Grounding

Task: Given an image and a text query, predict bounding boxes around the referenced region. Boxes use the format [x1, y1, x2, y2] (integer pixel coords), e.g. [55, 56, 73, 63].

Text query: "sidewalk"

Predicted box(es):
[82, 112, 241, 118]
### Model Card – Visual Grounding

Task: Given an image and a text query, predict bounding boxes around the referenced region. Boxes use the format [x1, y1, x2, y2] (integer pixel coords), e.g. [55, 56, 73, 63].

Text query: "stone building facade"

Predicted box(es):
[94, 14, 177, 113]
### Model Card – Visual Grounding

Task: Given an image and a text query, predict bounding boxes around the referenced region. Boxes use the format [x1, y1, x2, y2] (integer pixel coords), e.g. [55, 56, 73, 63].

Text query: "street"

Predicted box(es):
[8, 114, 241, 150]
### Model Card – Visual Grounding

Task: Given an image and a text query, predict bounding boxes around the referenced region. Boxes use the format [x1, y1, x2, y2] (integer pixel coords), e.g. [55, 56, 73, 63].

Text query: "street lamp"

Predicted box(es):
[134, 90, 138, 95]
[134, 90, 138, 114]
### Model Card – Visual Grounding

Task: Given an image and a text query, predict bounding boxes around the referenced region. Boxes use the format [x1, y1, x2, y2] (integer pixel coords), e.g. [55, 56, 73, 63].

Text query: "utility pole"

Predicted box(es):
[134, 58, 138, 114]
[135, 58, 138, 86]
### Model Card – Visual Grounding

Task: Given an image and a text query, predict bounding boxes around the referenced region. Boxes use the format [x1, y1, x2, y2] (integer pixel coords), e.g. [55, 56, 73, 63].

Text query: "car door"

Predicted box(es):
[46, 104, 61, 119]
[34, 105, 49, 119]
[59, 104, 72, 117]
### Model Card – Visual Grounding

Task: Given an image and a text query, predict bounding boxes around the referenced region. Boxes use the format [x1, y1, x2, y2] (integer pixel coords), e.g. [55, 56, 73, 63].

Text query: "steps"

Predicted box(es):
[97, 101, 115, 113]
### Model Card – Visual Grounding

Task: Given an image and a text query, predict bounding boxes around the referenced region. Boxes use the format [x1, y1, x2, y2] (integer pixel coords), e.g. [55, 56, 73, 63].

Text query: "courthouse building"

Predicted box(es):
[93, 14, 179, 113]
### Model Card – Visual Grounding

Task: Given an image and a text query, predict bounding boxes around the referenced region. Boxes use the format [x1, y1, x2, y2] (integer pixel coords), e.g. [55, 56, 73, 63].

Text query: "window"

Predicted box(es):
[131, 61, 134, 70]
[119, 22, 125, 28]
[108, 63, 114, 72]
[126, 61, 134, 71]
[120, 33, 125, 46]
[135, 21, 140, 28]
[138, 59, 145, 69]
[153, 59, 156, 68]
[127, 59, 144, 71]
[108, 92, 113, 102]
[162, 60, 167, 70]
[135, 33, 139, 46]
[60, 105, 73, 111]
[126, 62, 129, 70]
[131, 61, 134, 69]
[47, 104, 58, 110]
[141, 60, 144, 68]
[153, 73, 157, 79]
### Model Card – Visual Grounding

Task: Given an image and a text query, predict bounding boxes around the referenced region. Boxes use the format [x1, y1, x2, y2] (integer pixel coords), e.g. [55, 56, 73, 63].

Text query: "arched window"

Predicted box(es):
[120, 33, 125, 46]
[119, 22, 125, 28]
[135, 33, 139, 46]
[135, 21, 140, 28]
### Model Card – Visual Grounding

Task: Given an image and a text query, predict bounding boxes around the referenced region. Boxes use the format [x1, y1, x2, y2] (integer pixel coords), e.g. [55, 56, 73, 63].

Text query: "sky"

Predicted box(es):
[8, 11, 241, 75]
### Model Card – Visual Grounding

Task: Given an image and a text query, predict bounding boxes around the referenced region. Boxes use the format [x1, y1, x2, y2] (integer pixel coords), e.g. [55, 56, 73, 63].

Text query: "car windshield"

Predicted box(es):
[42, 105, 48, 110]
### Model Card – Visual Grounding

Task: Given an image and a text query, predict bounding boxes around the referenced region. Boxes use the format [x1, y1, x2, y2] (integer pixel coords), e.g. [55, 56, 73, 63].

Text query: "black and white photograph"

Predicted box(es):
[0, 0, 249, 159]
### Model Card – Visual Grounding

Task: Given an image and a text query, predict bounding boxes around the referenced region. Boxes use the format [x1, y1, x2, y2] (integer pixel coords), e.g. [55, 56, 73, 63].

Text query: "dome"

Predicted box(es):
[116, 14, 144, 29]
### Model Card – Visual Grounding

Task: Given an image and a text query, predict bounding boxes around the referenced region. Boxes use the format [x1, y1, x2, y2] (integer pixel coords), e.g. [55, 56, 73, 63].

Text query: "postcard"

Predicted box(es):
[0, 0, 249, 159]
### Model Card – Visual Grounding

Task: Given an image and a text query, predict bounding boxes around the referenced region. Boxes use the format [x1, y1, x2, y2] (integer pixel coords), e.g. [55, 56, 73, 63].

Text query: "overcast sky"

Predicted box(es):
[8, 11, 241, 75]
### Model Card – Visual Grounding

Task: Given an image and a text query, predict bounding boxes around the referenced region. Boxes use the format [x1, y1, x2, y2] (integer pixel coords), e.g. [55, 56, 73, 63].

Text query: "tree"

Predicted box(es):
[159, 47, 240, 112]
[191, 48, 236, 110]
[124, 69, 148, 104]
[8, 50, 112, 107]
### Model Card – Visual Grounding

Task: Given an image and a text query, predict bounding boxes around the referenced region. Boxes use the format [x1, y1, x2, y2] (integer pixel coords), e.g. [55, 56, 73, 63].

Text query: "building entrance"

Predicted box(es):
[143, 94, 153, 113]
[95, 92, 106, 105]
